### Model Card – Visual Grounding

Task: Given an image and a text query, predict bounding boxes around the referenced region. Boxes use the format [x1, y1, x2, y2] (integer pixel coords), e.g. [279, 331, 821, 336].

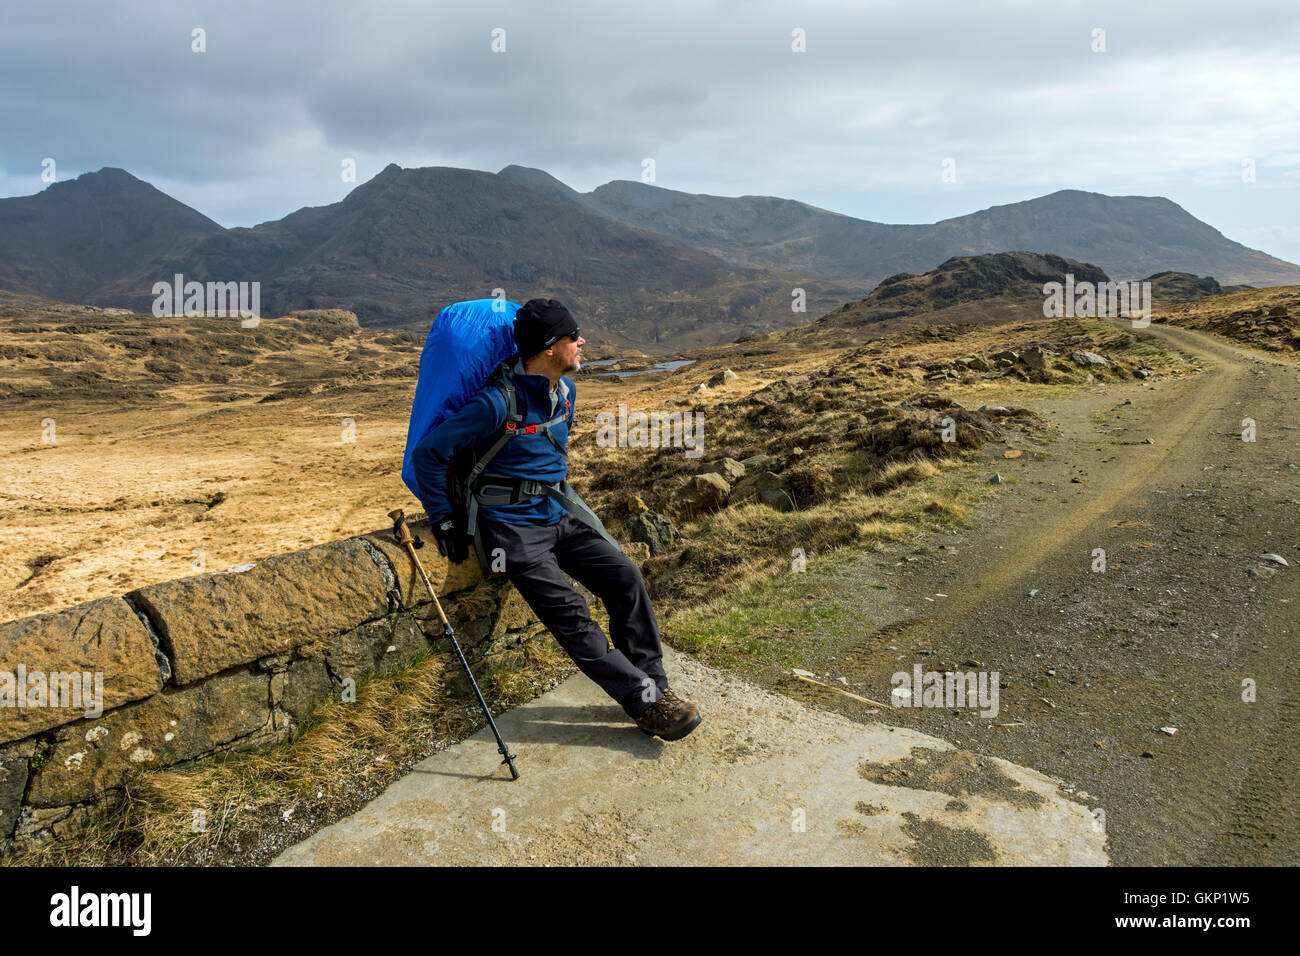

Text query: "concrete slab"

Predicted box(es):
[273, 647, 1108, 866]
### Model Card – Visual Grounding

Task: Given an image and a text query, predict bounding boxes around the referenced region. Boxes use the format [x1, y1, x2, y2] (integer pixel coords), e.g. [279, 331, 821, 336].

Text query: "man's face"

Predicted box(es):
[553, 331, 585, 373]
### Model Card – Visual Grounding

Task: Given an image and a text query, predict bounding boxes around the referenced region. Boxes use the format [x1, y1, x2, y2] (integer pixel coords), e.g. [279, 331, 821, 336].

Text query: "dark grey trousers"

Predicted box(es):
[478, 513, 668, 717]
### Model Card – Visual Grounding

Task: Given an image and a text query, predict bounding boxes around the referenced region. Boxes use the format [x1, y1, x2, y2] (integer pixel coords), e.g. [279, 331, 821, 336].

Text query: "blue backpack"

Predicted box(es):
[401, 299, 621, 574]
[400, 298, 521, 498]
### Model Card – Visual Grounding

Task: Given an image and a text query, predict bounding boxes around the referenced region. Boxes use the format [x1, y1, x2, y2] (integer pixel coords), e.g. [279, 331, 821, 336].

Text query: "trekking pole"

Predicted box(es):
[387, 509, 520, 780]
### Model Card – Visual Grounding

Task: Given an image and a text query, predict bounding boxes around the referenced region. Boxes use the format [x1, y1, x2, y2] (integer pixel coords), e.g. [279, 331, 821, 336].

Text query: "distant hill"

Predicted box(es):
[7, 166, 856, 349]
[533, 173, 1300, 289]
[0, 168, 223, 303]
[3, 164, 1299, 350]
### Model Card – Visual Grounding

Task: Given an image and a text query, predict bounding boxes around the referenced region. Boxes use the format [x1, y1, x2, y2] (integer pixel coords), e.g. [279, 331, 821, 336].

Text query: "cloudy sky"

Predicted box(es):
[3, 0, 1298, 262]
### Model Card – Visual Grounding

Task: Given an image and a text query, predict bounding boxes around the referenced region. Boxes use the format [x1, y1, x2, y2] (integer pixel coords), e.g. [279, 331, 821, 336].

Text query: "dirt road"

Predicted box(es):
[786, 322, 1299, 865]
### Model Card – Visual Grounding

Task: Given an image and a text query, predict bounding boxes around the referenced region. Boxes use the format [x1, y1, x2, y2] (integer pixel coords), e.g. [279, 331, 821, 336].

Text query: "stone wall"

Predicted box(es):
[0, 517, 547, 851]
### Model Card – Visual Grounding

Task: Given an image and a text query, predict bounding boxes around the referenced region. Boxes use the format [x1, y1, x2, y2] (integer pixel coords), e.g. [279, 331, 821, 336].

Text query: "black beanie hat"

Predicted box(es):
[514, 298, 577, 358]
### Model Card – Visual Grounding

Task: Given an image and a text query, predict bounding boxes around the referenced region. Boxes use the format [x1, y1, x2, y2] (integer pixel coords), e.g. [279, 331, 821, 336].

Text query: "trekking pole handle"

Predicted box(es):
[389, 509, 415, 546]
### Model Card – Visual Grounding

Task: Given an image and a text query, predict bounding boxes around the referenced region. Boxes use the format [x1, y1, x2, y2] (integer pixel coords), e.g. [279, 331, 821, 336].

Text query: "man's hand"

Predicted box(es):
[430, 514, 468, 563]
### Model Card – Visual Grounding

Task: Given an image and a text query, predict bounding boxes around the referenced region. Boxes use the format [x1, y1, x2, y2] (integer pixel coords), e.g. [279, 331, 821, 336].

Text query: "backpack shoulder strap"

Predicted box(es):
[489, 360, 523, 425]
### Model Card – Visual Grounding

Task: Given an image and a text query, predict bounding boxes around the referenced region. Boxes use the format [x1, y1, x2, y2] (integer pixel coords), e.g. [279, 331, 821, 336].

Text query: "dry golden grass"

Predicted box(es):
[864, 458, 940, 494]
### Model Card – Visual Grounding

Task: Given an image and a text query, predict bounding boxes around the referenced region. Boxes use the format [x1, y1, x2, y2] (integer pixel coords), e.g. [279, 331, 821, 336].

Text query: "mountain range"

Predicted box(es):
[2, 164, 1298, 350]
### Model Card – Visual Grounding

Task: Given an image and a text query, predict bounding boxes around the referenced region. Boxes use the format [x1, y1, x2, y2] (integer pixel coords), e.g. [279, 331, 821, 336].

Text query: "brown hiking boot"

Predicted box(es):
[636, 688, 702, 740]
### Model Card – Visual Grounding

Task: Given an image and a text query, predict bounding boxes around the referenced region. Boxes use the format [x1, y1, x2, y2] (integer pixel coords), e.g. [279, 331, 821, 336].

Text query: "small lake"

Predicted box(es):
[590, 358, 696, 378]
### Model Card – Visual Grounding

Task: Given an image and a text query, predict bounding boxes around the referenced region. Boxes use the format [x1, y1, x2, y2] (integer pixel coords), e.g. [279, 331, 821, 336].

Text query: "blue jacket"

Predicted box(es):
[411, 355, 574, 526]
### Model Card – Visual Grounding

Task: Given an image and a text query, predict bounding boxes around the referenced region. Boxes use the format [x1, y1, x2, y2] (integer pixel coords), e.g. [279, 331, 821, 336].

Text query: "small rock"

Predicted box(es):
[988, 473, 1004, 484]
[1159, 727, 1177, 736]
[1135, 369, 1150, 379]
[1028, 589, 1039, 597]
[1260, 553, 1289, 566]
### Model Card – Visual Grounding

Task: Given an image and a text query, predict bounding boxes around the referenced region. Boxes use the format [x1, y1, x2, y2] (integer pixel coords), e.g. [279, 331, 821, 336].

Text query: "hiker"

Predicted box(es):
[409, 298, 702, 741]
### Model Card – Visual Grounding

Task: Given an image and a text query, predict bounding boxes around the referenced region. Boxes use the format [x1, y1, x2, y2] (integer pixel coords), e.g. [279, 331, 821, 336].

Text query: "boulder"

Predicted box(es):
[1070, 350, 1110, 367]
[0, 597, 163, 744]
[699, 457, 746, 483]
[632, 511, 678, 556]
[707, 368, 738, 387]
[732, 471, 796, 512]
[130, 539, 390, 686]
[673, 473, 730, 518]
[967, 356, 992, 372]
[1021, 348, 1050, 370]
